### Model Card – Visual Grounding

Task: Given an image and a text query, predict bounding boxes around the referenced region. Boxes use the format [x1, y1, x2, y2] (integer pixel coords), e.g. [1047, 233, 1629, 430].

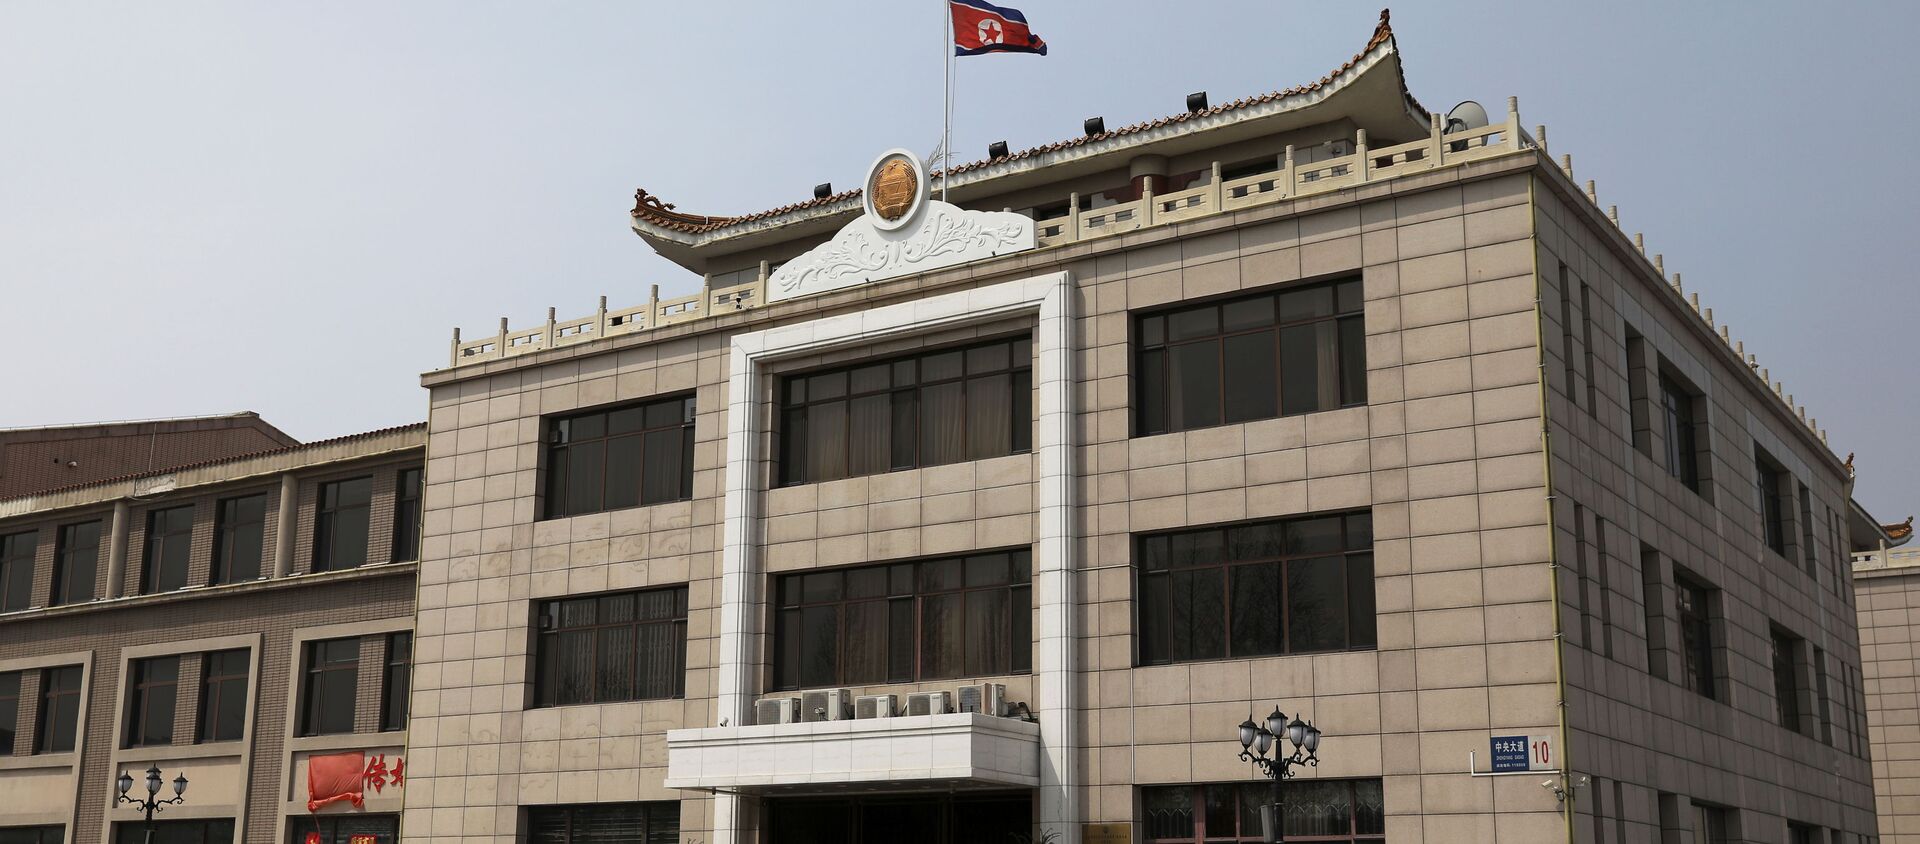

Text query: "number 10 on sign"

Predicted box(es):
[1489, 734, 1555, 773]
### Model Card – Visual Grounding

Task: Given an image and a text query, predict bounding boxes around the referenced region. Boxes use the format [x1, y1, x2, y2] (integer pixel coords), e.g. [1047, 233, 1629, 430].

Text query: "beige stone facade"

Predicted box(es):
[0, 425, 425, 844]
[1855, 544, 1920, 841]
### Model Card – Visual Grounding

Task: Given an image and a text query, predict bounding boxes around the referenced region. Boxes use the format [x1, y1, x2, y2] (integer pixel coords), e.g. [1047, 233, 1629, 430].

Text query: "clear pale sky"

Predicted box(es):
[3, 2, 1915, 518]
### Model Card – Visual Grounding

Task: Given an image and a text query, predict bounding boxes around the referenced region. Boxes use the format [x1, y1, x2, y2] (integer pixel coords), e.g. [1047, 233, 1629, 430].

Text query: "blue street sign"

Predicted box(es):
[1489, 735, 1530, 773]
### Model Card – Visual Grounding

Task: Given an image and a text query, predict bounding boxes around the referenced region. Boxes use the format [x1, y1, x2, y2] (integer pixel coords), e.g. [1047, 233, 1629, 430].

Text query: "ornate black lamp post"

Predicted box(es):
[117, 766, 189, 844]
[1237, 706, 1322, 843]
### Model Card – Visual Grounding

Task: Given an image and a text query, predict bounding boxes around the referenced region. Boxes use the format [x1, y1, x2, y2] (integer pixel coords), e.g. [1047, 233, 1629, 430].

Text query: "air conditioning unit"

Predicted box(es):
[957, 682, 1006, 717]
[906, 691, 953, 716]
[801, 688, 853, 722]
[855, 694, 898, 719]
[754, 697, 801, 725]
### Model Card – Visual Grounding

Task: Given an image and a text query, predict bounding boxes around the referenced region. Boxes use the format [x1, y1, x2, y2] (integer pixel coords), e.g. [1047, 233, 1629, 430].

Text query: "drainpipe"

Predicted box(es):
[1526, 174, 1577, 843]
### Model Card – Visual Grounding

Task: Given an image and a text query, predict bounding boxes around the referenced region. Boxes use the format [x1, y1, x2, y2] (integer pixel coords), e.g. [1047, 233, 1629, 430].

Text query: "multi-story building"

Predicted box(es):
[1851, 517, 1919, 841]
[400, 10, 1883, 844]
[0, 422, 425, 844]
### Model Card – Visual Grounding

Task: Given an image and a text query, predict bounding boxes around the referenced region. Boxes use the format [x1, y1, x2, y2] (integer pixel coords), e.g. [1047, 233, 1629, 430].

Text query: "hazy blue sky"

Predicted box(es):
[3, 2, 1916, 518]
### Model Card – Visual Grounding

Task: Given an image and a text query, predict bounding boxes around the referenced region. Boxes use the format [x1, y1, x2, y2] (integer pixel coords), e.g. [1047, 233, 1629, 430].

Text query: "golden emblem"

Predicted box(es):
[869, 156, 916, 221]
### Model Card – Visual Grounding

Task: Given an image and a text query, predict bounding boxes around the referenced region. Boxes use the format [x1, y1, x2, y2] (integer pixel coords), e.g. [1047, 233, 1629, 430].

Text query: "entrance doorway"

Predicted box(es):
[765, 791, 1033, 844]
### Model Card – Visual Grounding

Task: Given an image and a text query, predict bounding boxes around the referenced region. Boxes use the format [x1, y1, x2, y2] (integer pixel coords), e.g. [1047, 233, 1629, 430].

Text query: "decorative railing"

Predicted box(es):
[447, 97, 1538, 369]
[1855, 548, 1920, 571]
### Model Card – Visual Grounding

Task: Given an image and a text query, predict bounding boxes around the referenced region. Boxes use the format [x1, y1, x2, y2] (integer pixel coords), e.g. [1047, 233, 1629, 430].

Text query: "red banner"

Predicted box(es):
[306, 752, 367, 812]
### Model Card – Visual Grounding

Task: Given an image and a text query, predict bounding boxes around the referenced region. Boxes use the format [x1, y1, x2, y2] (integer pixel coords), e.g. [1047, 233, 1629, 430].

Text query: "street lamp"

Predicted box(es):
[117, 766, 188, 844]
[1237, 706, 1323, 843]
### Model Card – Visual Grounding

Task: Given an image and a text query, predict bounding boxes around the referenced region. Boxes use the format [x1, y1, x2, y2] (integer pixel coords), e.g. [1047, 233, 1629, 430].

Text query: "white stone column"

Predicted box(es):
[274, 472, 298, 577]
[104, 498, 130, 598]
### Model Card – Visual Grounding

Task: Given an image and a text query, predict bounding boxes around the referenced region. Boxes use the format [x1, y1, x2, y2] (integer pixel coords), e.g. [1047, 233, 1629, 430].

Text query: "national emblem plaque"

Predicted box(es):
[861, 148, 928, 232]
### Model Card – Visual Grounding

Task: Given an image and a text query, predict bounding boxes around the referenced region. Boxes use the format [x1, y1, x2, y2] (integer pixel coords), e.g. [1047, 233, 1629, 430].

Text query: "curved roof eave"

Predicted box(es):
[630, 9, 1428, 261]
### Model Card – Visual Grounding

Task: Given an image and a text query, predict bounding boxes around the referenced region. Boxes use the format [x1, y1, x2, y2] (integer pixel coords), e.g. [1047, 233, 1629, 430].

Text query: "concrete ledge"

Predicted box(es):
[664, 712, 1040, 791]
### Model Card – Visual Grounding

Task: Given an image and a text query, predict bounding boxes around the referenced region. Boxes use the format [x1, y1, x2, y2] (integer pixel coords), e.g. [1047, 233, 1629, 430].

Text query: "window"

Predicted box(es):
[545, 395, 695, 518]
[1755, 449, 1788, 557]
[143, 506, 194, 593]
[1141, 780, 1384, 843]
[51, 522, 101, 606]
[1798, 484, 1818, 581]
[114, 820, 233, 844]
[0, 671, 19, 754]
[1815, 646, 1834, 745]
[380, 632, 411, 732]
[392, 468, 423, 563]
[1772, 628, 1804, 732]
[1676, 574, 1716, 700]
[1137, 279, 1365, 435]
[197, 650, 248, 743]
[35, 666, 81, 753]
[314, 478, 371, 572]
[1789, 823, 1820, 844]
[300, 638, 359, 735]
[526, 803, 680, 844]
[211, 495, 265, 585]
[1, 531, 36, 612]
[779, 338, 1031, 486]
[1659, 373, 1701, 493]
[286, 814, 397, 844]
[0, 828, 64, 844]
[774, 551, 1031, 690]
[1579, 278, 1598, 415]
[1137, 512, 1374, 665]
[1690, 804, 1731, 843]
[535, 587, 687, 706]
[125, 656, 180, 748]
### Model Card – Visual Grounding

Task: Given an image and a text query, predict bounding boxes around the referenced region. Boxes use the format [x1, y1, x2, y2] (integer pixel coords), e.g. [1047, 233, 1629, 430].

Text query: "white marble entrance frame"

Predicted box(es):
[715, 270, 1079, 843]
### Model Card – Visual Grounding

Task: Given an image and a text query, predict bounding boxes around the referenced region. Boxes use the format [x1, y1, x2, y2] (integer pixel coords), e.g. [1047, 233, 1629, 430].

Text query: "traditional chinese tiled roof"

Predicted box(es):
[1888, 517, 1915, 542]
[630, 9, 1421, 237]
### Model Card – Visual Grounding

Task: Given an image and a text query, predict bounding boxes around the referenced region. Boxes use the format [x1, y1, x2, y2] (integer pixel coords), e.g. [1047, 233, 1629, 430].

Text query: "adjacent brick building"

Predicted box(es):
[0, 413, 297, 500]
[0, 423, 425, 844]
[1852, 519, 1919, 842]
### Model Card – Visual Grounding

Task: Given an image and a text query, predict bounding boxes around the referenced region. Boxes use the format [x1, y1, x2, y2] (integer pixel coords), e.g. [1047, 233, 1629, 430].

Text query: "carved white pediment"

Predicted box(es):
[766, 200, 1036, 303]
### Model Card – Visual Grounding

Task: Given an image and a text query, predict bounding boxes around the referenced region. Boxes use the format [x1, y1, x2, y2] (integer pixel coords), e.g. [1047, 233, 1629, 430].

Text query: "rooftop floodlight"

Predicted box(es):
[1083, 116, 1105, 136]
[1186, 91, 1208, 112]
[988, 140, 1009, 159]
[813, 183, 833, 199]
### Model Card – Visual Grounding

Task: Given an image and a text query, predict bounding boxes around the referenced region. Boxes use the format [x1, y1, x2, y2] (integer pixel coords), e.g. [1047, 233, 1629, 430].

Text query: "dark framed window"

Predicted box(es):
[211, 495, 265, 585]
[114, 819, 233, 844]
[545, 395, 695, 520]
[1142, 780, 1384, 843]
[1, 827, 66, 844]
[299, 638, 359, 736]
[380, 632, 411, 732]
[392, 468, 423, 562]
[51, 521, 101, 606]
[143, 506, 194, 593]
[1659, 373, 1701, 493]
[1, 531, 37, 612]
[1815, 645, 1834, 745]
[535, 587, 688, 707]
[779, 337, 1032, 486]
[1797, 484, 1818, 581]
[1677, 573, 1716, 700]
[197, 650, 249, 743]
[125, 656, 180, 748]
[286, 814, 397, 844]
[1755, 449, 1788, 557]
[1690, 804, 1730, 843]
[774, 551, 1031, 690]
[1136, 278, 1365, 436]
[526, 803, 679, 844]
[1772, 627, 1804, 733]
[1787, 822, 1819, 844]
[1137, 512, 1374, 665]
[0, 671, 19, 754]
[314, 478, 372, 572]
[35, 666, 81, 753]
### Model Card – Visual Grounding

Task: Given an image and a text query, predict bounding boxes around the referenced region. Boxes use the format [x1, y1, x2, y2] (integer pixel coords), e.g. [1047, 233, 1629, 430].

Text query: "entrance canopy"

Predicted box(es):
[664, 712, 1040, 793]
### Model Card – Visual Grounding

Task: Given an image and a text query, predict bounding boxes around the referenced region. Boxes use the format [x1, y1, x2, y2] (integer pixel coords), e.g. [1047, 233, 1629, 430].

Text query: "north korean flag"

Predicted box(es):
[950, 0, 1049, 56]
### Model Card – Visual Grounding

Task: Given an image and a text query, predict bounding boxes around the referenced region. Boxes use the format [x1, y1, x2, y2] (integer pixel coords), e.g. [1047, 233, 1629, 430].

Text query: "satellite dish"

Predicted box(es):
[1445, 100, 1490, 134]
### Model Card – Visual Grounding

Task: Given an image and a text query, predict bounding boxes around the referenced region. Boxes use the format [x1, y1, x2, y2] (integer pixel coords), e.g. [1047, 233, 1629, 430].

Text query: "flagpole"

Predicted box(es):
[941, 0, 953, 202]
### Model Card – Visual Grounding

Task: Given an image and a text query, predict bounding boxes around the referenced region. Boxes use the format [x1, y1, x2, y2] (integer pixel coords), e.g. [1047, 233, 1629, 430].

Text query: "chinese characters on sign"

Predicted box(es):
[1489, 734, 1555, 772]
